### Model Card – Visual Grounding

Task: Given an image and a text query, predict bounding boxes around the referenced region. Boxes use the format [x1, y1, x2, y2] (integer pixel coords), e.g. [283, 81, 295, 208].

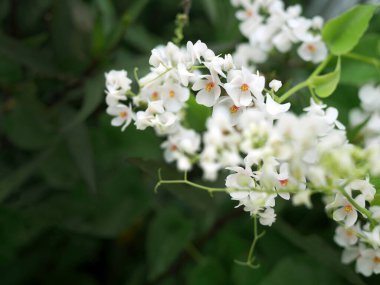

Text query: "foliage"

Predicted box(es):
[0, 0, 379, 284]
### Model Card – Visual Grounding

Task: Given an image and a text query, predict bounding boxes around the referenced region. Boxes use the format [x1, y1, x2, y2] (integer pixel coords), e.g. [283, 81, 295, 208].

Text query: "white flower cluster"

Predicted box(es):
[350, 84, 380, 147]
[104, 41, 380, 276]
[231, 0, 328, 67]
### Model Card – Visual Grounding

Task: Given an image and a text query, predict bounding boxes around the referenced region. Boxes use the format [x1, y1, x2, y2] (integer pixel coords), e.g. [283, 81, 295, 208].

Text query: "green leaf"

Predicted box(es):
[259, 255, 341, 285]
[340, 34, 380, 86]
[310, 57, 341, 98]
[189, 258, 228, 285]
[322, 4, 378, 55]
[184, 95, 212, 132]
[0, 33, 63, 77]
[146, 207, 194, 280]
[61, 109, 97, 193]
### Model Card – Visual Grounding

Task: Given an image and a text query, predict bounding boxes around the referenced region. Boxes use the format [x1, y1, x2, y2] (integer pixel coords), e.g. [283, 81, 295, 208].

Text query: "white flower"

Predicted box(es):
[177, 63, 194, 86]
[187, 40, 215, 64]
[269, 79, 282, 92]
[224, 67, 265, 107]
[329, 193, 365, 227]
[230, 191, 276, 216]
[356, 248, 380, 276]
[370, 206, 380, 222]
[213, 96, 245, 125]
[259, 207, 276, 226]
[292, 189, 312, 209]
[342, 246, 361, 264]
[348, 179, 376, 202]
[162, 84, 190, 112]
[358, 83, 380, 113]
[192, 75, 222, 107]
[265, 95, 290, 116]
[105, 70, 132, 94]
[297, 40, 328, 63]
[106, 104, 134, 131]
[334, 225, 360, 247]
[225, 166, 255, 189]
[363, 226, 380, 248]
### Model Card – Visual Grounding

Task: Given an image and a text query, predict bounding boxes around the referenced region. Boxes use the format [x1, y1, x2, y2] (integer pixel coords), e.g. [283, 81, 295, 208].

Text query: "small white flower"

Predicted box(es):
[329, 193, 365, 227]
[106, 104, 134, 131]
[292, 189, 312, 209]
[269, 79, 282, 92]
[105, 70, 132, 94]
[348, 179, 376, 202]
[259, 207, 276, 226]
[213, 96, 245, 125]
[162, 84, 190, 112]
[192, 75, 222, 107]
[334, 224, 360, 247]
[356, 248, 380, 276]
[187, 40, 215, 64]
[224, 67, 265, 107]
[225, 166, 255, 189]
[265, 95, 290, 116]
[297, 40, 328, 63]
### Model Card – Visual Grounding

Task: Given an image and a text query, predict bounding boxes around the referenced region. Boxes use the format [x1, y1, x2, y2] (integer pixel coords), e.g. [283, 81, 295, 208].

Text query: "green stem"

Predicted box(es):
[278, 80, 310, 103]
[343, 52, 380, 68]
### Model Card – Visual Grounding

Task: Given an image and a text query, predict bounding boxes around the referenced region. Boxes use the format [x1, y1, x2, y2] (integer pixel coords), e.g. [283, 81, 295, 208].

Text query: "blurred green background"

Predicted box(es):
[0, 0, 379, 284]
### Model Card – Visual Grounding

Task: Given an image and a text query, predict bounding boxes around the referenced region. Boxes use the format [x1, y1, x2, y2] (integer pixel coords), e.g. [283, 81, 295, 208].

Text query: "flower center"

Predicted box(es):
[119, 111, 128, 119]
[346, 229, 354, 237]
[170, 144, 177, 151]
[169, 90, 176, 98]
[373, 256, 380, 264]
[205, 82, 215, 92]
[279, 179, 288, 186]
[151, 91, 159, 101]
[240, 83, 249, 92]
[246, 9, 253, 17]
[344, 205, 353, 213]
[307, 44, 316, 53]
[230, 105, 239, 113]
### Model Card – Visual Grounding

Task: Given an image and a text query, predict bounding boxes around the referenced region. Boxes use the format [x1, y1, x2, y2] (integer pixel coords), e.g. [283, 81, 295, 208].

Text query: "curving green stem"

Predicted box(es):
[343, 52, 380, 68]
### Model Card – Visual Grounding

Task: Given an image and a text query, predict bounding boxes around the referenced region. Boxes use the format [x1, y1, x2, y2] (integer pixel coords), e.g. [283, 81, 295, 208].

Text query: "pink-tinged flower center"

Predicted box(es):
[170, 145, 177, 152]
[344, 205, 353, 213]
[373, 256, 380, 264]
[307, 44, 316, 53]
[119, 111, 128, 119]
[169, 90, 176, 98]
[246, 9, 253, 17]
[279, 179, 288, 186]
[230, 105, 239, 113]
[151, 91, 159, 100]
[205, 82, 215, 92]
[240, 83, 249, 92]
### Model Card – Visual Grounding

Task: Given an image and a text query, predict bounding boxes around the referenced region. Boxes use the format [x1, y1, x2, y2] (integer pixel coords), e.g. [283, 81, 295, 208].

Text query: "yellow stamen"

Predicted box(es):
[240, 83, 249, 92]
[307, 44, 316, 53]
[119, 111, 128, 119]
[169, 90, 175, 98]
[373, 256, 380, 264]
[344, 205, 353, 214]
[279, 179, 288, 187]
[230, 105, 239, 113]
[205, 82, 215, 92]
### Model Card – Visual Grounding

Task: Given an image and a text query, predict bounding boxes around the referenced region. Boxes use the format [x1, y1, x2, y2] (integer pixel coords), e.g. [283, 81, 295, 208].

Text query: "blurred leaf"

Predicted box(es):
[184, 95, 212, 132]
[63, 117, 97, 193]
[310, 57, 341, 98]
[259, 255, 341, 285]
[2, 84, 55, 150]
[0, 33, 63, 77]
[51, 0, 93, 73]
[322, 4, 378, 55]
[146, 207, 194, 280]
[274, 220, 366, 285]
[200, 0, 218, 25]
[340, 34, 380, 86]
[0, 148, 52, 202]
[64, 73, 104, 131]
[125, 25, 162, 53]
[189, 258, 228, 285]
